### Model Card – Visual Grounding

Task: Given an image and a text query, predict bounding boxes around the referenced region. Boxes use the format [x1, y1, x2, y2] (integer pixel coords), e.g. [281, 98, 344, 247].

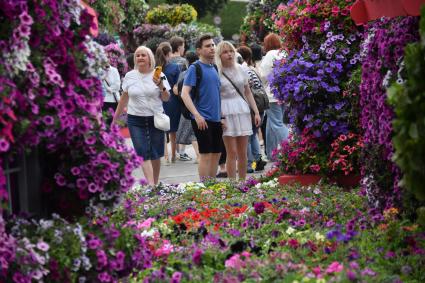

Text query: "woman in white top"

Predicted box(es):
[216, 41, 261, 180]
[113, 46, 170, 186]
[260, 33, 289, 160]
[102, 64, 121, 124]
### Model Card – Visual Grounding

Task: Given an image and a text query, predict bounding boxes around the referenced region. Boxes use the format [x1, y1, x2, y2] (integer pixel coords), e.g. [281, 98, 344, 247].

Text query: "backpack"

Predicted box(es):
[177, 62, 218, 119]
[247, 67, 269, 113]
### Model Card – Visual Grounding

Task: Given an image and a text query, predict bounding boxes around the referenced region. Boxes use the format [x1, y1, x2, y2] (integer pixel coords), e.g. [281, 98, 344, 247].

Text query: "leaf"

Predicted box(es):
[408, 123, 419, 139]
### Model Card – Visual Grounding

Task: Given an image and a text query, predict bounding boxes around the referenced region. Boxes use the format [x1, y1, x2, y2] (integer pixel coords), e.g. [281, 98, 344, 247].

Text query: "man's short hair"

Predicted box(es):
[196, 34, 214, 49]
[185, 51, 198, 65]
[169, 36, 185, 53]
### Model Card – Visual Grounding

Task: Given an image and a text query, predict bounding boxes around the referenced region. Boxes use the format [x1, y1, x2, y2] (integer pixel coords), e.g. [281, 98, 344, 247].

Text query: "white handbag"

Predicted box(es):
[146, 84, 170, 131]
[153, 112, 170, 131]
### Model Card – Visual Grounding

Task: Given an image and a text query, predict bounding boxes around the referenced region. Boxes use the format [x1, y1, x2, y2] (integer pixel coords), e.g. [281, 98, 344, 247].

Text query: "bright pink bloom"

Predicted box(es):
[326, 261, 344, 273]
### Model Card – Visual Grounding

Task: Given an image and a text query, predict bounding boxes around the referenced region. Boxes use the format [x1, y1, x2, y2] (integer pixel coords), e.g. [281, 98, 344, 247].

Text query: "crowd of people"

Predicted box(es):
[101, 33, 289, 185]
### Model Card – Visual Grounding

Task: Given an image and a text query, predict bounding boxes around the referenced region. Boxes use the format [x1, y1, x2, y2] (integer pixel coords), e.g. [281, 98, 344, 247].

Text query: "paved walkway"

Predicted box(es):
[126, 139, 271, 184]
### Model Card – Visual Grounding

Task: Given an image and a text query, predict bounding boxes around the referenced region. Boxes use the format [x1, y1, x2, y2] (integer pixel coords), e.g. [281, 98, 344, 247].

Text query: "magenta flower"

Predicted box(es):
[346, 269, 357, 281]
[225, 254, 245, 270]
[87, 237, 103, 250]
[36, 241, 49, 252]
[19, 12, 33, 25]
[253, 202, 265, 214]
[326, 261, 343, 274]
[96, 250, 108, 268]
[171, 271, 183, 283]
[98, 272, 112, 282]
[0, 138, 10, 152]
[192, 248, 203, 265]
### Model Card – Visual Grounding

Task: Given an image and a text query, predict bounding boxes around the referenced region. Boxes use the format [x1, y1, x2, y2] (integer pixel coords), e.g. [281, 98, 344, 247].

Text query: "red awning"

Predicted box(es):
[350, 0, 425, 25]
[81, 1, 99, 37]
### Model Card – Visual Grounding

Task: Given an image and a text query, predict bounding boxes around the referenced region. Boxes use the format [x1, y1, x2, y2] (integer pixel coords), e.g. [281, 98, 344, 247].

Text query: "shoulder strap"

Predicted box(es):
[104, 79, 119, 103]
[249, 66, 261, 81]
[213, 64, 218, 73]
[193, 62, 202, 102]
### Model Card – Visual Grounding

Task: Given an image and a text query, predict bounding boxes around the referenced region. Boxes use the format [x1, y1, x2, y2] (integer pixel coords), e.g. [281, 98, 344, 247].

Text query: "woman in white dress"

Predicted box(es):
[215, 41, 261, 180]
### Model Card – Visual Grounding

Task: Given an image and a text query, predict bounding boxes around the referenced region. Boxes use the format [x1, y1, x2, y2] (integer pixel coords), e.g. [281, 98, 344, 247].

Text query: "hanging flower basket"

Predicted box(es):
[350, 0, 425, 25]
[278, 174, 322, 186]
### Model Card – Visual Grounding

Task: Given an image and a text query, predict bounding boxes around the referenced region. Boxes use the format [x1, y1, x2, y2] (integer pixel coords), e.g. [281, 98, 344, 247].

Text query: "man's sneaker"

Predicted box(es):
[179, 153, 192, 161]
[255, 158, 267, 171]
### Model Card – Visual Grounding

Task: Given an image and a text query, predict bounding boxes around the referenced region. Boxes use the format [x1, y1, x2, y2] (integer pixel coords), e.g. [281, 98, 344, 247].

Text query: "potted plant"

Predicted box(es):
[328, 132, 364, 188]
[272, 129, 328, 186]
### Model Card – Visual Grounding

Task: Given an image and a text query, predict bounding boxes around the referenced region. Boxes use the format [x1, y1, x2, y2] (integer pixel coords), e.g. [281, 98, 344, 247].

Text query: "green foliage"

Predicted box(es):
[200, 1, 247, 40]
[387, 7, 425, 224]
[165, 0, 228, 18]
[240, 0, 281, 43]
[167, 22, 222, 50]
[146, 4, 197, 26]
[119, 0, 150, 34]
[90, 0, 124, 34]
[89, 0, 148, 34]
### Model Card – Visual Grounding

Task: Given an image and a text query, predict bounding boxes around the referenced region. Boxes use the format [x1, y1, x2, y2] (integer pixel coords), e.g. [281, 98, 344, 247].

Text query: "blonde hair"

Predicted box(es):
[133, 46, 155, 71]
[215, 41, 237, 74]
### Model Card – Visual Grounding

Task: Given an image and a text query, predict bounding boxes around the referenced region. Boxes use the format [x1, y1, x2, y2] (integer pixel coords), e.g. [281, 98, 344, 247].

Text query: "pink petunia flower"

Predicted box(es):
[326, 261, 344, 273]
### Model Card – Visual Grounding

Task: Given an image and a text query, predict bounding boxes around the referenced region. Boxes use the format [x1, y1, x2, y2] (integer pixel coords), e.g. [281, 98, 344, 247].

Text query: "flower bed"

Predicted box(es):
[1, 178, 424, 281]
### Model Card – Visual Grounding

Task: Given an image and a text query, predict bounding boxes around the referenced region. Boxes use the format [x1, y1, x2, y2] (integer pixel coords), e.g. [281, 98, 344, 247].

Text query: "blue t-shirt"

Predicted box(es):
[183, 61, 221, 122]
[163, 63, 181, 88]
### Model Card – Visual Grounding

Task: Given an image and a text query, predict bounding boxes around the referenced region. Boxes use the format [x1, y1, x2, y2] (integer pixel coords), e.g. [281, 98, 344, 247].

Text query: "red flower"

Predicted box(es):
[288, 238, 300, 249]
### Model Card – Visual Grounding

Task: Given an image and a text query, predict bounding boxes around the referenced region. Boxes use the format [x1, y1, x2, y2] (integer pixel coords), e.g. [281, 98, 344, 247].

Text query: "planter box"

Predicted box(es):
[332, 174, 361, 188]
[278, 174, 322, 186]
[351, 0, 425, 25]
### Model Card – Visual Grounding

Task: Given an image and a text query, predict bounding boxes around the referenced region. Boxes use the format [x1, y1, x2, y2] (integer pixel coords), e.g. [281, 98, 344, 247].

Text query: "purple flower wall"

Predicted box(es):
[0, 0, 141, 216]
[359, 17, 419, 209]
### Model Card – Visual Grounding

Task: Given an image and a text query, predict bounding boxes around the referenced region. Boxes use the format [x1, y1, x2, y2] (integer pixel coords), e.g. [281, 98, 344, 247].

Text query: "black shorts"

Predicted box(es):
[191, 120, 223, 154]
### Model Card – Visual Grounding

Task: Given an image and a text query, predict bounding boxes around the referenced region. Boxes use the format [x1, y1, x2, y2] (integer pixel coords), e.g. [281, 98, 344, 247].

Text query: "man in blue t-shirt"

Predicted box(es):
[181, 34, 223, 180]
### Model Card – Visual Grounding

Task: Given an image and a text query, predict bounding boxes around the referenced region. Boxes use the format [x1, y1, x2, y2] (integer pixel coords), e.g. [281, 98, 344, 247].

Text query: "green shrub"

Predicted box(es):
[146, 4, 197, 26]
[387, 7, 425, 226]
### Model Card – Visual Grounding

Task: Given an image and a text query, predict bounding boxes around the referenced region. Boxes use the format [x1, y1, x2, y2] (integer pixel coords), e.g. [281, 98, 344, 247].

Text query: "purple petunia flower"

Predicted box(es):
[192, 248, 203, 265]
[171, 272, 183, 283]
[228, 229, 241, 237]
[0, 138, 10, 152]
[36, 241, 50, 252]
[253, 202, 265, 214]
[19, 12, 33, 25]
[54, 173, 66, 186]
[42, 115, 54, 125]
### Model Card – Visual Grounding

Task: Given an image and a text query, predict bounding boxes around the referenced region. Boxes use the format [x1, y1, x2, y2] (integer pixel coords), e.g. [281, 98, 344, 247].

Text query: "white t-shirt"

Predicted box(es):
[122, 69, 171, 116]
[259, 49, 287, 103]
[102, 66, 121, 103]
